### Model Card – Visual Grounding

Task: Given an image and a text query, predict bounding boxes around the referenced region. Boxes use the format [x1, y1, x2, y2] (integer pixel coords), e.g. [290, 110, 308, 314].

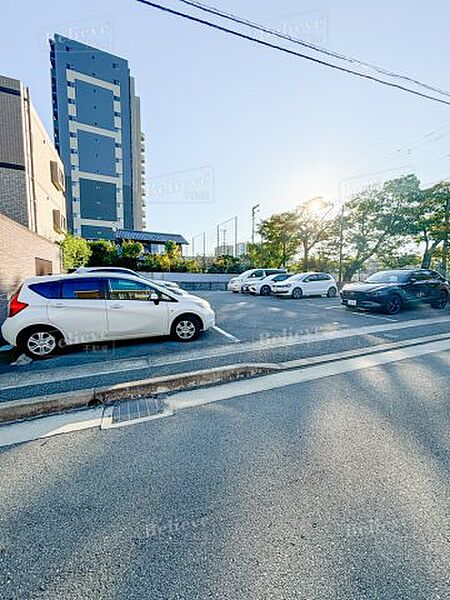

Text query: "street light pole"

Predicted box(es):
[252, 204, 260, 244]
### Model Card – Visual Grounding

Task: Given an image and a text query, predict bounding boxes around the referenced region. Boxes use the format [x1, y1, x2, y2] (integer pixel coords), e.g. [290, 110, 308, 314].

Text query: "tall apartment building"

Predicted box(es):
[50, 35, 146, 240]
[0, 75, 66, 242]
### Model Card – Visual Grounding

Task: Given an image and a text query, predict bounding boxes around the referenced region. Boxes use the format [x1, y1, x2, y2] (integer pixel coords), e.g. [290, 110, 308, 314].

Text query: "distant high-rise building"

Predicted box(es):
[50, 35, 146, 240]
[0, 75, 66, 242]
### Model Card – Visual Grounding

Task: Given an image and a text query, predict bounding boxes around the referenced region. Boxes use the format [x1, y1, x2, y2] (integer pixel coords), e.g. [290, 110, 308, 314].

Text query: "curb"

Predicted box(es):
[0, 363, 280, 424]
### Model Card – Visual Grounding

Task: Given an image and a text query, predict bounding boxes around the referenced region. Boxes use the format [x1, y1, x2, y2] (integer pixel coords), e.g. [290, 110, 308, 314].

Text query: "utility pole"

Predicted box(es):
[338, 205, 345, 286]
[443, 193, 450, 278]
[251, 204, 260, 244]
[234, 216, 238, 257]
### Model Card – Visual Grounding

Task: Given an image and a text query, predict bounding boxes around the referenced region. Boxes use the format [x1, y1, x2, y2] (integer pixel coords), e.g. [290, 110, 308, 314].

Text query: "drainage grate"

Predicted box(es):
[111, 396, 166, 425]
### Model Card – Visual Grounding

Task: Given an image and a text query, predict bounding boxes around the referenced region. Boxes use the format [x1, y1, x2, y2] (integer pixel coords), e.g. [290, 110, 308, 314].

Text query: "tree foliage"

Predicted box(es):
[340, 175, 420, 280]
[60, 234, 91, 270]
[257, 212, 300, 268]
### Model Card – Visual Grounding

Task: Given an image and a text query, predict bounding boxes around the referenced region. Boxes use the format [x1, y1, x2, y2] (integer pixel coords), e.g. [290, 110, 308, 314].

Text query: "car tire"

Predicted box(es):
[260, 285, 271, 296]
[18, 326, 64, 360]
[292, 287, 303, 299]
[384, 294, 403, 315]
[431, 290, 449, 309]
[327, 286, 338, 298]
[171, 315, 202, 342]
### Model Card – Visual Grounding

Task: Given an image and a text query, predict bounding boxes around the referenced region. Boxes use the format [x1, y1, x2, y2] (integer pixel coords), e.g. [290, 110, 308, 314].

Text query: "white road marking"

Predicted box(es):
[168, 338, 450, 412]
[1, 315, 450, 391]
[10, 354, 33, 367]
[0, 345, 13, 353]
[0, 407, 104, 448]
[350, 311, 398, 322]
[212, 325, 241, 343]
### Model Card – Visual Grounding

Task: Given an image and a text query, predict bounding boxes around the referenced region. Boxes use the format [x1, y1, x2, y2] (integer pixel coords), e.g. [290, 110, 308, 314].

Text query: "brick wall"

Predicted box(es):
[0, 213, 62, 323]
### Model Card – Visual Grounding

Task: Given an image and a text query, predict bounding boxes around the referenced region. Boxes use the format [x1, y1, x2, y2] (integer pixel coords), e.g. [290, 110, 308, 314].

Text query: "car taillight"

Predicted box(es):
[9, 288, 28, 318]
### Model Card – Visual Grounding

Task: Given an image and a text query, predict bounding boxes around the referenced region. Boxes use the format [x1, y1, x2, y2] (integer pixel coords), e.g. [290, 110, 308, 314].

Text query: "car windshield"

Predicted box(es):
[366, 271, 411, 284]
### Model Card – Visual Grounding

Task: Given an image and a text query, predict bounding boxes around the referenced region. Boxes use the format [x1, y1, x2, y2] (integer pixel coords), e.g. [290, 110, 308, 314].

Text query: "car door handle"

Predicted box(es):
[110, 303, 125, 310]
[52, 302, 66, 308]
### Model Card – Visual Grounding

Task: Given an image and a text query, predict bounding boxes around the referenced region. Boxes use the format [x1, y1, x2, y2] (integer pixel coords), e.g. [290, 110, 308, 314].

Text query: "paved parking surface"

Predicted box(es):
[1, 292, 450, 402]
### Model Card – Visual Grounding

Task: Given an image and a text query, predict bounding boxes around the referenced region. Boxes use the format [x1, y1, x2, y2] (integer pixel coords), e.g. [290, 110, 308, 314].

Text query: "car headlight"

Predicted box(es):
[369, 289, 387, 297]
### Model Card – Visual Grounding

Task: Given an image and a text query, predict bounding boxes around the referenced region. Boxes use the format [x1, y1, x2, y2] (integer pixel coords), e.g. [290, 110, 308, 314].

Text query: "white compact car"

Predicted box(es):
[248, 273, 293, 296]
[1, 273, 216, 359]
[272, 272, 338, 299]
[227, 268, 286, 293]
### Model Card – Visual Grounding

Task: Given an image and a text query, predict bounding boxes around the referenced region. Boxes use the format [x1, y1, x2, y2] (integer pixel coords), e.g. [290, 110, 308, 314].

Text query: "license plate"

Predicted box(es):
[348, 299, 357, 307]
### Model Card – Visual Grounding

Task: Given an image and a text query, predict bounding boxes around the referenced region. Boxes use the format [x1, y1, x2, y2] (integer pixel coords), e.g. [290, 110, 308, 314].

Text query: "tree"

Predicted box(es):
[60, 234, 91, 271]
[295, 197, 333, 270]
[341, 175, 419, 280]
[208, 254, 243, 273]
[120, 241, 144, 269]
[408, 181, 450, 269]
[257, 212, 300, 268]
[164, 241, 183, 271]
[87, 240, 119, 266]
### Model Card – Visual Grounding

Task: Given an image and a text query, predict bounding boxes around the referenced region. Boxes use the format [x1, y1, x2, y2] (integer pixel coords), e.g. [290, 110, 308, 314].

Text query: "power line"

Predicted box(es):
[135, 0, 450, 107]
[178, 0, 450, 101]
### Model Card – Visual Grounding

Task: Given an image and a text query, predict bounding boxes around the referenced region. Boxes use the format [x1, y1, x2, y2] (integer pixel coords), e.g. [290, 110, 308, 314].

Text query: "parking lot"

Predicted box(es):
[1, 291, 450, 401]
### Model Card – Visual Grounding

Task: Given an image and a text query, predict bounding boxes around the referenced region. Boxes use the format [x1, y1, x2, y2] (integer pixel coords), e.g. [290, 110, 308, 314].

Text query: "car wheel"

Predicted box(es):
[19, 326, 63, 359]
[431, 290, 449, 309]
[327, 286, 338, 298]
[384, 294, 403, 315]
[172, 315, 202, 342]
[292, 287, 303, 299]
[260, 285, 271, 296]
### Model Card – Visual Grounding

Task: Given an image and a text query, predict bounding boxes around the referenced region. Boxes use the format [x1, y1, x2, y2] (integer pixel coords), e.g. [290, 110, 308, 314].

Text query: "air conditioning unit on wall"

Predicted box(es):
[50, 160, 65, 192]
[53, 209, 66, 234]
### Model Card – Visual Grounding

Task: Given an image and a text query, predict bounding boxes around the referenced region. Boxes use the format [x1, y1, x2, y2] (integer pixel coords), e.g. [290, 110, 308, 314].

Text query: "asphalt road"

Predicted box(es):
[1, 292, 450, 402]
[0, 350, 449, 599]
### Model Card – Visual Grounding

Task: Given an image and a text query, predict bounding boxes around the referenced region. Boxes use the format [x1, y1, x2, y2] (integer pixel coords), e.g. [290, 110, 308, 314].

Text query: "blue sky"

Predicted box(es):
[2, 1, 450, 248]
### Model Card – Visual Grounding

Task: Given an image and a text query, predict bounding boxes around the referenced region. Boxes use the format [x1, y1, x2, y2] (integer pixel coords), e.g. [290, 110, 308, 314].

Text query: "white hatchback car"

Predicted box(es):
[1, 273, 216, 359]
[248, 273, 293, 296]
[227, 269, 286, 293]
[272, 272, 338, 299]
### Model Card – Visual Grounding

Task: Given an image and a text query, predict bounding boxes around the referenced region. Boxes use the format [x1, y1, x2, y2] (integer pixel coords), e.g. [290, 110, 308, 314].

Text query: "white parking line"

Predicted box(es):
[351, 312, 398, 322]
[213, 325, 241, 343]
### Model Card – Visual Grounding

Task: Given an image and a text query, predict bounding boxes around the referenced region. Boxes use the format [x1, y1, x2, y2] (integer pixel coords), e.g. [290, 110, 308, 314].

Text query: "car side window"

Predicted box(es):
[29, 281, 61, 299]
[319, 274, 331, 281]
[413, 271, 432, 282]
[431, 271, 445, 281]
[109, 279, 174, 302]
[304, 275, 318, 282]
[250, 270, 265, 278]
[61, 278, 106, 300]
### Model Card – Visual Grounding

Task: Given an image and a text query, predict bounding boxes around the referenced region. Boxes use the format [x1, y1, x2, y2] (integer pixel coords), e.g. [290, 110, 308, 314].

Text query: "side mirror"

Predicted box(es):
[150, 292, 160, 305]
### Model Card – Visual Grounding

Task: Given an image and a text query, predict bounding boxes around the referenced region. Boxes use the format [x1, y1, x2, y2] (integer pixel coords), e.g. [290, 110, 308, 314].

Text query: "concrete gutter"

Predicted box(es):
[0, 363, 280, 424]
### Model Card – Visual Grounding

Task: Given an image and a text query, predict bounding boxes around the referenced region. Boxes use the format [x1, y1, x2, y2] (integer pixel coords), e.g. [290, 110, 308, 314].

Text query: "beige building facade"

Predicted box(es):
[0, 75, 66, 243]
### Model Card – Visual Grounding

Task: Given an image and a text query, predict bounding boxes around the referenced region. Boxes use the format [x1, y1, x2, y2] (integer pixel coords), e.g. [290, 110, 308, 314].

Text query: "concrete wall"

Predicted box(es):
[0, 213, 62, 322]
[139, 272, 235, 291]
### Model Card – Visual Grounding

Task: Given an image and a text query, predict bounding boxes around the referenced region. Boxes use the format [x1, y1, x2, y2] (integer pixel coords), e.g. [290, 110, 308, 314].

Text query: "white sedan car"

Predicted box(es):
[1, 273, 215, 358]
[248, 273, 293, 296]
[272, 272, 338, 299]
